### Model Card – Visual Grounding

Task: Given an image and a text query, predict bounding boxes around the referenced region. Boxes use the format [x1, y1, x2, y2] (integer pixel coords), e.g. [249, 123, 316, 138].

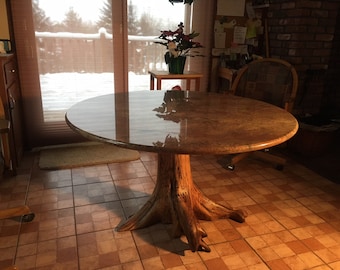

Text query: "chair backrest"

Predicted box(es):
[230, 58, 298, 112]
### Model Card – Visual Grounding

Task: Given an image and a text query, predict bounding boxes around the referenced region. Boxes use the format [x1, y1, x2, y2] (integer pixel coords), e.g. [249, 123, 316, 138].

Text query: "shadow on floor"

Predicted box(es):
[283, 129, 340, 184]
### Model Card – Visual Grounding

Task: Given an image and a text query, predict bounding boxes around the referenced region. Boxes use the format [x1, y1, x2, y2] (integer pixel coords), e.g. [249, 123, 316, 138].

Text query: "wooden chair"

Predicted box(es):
[217, 67, 236, 92]
[0, 205, 34, 222]
[222, 58, 298, 170]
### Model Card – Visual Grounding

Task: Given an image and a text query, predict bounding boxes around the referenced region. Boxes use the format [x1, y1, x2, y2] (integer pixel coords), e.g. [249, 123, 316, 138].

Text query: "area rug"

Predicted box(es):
[38, 142, 140, 170]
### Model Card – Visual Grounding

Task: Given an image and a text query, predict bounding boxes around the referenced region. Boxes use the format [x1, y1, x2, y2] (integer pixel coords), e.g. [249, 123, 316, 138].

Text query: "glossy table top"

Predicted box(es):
[65, 91, 298, 155]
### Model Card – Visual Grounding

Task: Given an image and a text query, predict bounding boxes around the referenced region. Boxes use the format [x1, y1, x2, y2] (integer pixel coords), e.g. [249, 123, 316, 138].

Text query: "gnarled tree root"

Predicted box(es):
[116, 153, 247, 252]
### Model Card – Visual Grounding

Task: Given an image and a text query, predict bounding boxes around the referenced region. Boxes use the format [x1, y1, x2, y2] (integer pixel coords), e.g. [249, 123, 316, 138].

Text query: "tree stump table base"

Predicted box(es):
[116, 153, 247, 252]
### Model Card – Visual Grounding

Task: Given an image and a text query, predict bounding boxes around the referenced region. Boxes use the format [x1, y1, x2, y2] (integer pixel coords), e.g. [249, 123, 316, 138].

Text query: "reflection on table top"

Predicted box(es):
[65, 90, 298, 155]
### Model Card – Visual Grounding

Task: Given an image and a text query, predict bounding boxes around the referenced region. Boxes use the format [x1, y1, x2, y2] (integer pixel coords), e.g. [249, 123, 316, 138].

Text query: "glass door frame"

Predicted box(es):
[10, 0, 193, 148]
[10, 0, 130, 148]
[113, 0, 128, 93]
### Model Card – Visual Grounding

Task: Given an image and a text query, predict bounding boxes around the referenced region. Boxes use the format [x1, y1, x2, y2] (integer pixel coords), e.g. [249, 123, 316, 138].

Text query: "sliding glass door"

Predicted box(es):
[34, 0, 115, 123]
[127, 0, 187, 91]
[10, 0, 187, 147]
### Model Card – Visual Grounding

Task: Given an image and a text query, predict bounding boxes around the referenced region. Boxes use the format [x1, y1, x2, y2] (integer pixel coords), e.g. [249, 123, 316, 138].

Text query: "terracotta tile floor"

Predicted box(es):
[1, 151, 340, 270]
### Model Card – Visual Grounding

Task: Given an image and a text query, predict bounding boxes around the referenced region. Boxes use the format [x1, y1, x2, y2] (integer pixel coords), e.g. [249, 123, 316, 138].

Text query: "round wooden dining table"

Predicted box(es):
[65, 90, 298, 252]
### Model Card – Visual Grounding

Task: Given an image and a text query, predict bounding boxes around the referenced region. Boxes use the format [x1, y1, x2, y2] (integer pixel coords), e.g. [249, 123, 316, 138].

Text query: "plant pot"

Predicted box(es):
[167, 56, 186, 74]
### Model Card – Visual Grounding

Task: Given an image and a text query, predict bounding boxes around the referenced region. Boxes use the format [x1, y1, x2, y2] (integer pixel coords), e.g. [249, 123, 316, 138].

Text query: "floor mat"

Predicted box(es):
[38, 142, 140, 169]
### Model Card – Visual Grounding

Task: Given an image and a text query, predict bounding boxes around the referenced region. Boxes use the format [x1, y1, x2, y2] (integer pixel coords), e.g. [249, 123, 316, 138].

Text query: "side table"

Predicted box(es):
[148, 70, 203, 91]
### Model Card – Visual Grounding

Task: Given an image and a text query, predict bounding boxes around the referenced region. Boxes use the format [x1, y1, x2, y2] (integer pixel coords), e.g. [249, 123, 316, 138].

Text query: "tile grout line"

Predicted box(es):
[12, 159, 35, 267]
[70, 167, 82, 270]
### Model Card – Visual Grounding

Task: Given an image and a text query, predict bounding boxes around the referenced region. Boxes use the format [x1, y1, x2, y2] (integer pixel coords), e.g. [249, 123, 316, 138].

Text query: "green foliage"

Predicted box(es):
[169, 0, 195, 5]
[156, 22, 203, 58]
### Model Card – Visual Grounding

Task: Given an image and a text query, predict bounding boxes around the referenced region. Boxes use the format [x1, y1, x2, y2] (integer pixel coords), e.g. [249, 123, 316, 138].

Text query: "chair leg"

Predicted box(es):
[0, 206, 35, 222]
[253, 151, 286, 170]
[218, 152, 251, 170]
[3, 265, 19, 270]
[219, 148, 286, 171]
[230, 152, 251, 166]
[228, 152, 251, 170]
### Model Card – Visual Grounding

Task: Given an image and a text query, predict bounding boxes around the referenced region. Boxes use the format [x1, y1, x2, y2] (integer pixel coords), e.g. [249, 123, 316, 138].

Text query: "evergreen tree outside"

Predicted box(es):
[139, 13, 164, 36]
[62, 7, 83, 33]
[32, 0, 185, 75]
[32, 0, 53, 31]
[33, 1, 96, 33]
[128, 1, 140, 35]
[97, 0, 112, 33]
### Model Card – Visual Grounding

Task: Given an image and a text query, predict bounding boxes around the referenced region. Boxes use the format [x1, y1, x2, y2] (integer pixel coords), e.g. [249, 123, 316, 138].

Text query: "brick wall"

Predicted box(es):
[267, 0, 340, 117]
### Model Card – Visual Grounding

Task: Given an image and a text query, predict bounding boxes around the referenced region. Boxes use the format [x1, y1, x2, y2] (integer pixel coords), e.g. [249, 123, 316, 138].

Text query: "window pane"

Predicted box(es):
[127, 0, 186, 91]
[34, 0, 114, 122]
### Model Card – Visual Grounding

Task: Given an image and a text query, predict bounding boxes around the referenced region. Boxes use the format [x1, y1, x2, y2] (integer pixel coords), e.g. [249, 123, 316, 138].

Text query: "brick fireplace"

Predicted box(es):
[265, 0, 340, 156]
[267, 0, 340, 118]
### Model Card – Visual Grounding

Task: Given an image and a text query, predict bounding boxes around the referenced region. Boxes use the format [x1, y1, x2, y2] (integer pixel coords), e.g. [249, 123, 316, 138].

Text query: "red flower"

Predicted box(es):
[155, 22, 204, 59]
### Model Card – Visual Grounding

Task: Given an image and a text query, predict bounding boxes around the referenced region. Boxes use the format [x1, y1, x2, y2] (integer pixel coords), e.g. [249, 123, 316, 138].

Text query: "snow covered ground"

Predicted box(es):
[41, 72, 181, 121]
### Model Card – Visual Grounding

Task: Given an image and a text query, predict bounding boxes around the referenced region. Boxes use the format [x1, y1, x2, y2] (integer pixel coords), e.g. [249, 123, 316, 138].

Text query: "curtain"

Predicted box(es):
[10, 0, 51, 147]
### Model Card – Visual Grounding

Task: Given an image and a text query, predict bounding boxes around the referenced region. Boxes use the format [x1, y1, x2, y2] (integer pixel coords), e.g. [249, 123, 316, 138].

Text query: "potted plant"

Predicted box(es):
[155, 22, 203, 74]
[169, 0, 195, 4]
